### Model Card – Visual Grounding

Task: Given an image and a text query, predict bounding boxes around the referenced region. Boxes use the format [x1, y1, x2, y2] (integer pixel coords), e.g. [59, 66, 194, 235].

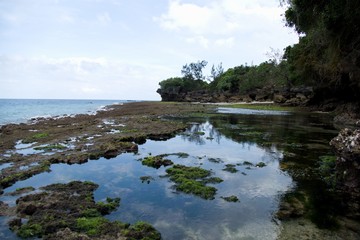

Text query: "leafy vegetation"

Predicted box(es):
[158, 60, 289, 98]
[281, 0, 360, 103]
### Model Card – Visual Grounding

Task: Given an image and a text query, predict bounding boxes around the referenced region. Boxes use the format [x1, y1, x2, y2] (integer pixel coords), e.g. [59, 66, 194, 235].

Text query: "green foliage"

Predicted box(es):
[158, 77, 208, 94]
[181, 60, 208, 81]
[283, 0, 360, 101]
[209, 62, 289, 94]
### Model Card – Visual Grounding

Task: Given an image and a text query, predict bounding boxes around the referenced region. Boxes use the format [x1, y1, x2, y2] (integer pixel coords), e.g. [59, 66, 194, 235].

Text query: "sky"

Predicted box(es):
[0, 0, 299, 100]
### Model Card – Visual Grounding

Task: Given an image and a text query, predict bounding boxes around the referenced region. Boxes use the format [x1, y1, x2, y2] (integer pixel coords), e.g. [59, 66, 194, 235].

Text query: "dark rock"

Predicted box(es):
[330, 128, 360, 218]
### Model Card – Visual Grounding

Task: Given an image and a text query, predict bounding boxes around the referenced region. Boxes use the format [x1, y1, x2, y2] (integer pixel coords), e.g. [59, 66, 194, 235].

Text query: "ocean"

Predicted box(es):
[0, 99, 131, 125]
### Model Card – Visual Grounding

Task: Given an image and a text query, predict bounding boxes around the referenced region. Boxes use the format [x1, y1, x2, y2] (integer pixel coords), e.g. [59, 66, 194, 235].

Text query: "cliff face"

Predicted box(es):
[157, 86, 313, 105]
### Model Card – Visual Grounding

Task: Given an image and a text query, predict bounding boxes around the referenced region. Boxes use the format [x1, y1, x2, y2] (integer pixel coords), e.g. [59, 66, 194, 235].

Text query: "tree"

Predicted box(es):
[281, 0, 360, 101]
[209, 63, 224, 82]
[181, 60, 208, 81]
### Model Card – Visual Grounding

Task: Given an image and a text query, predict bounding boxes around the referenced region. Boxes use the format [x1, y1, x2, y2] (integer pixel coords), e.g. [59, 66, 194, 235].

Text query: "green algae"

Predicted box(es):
[208, 157, 224, 163]
[23, 132, 49, 143]
[142, 155, 174, 169]
[76, 217, 109, 236]
[7, 186, 36, 196]
[223, 164, 238, 173]
[0, 160, 51, 188]
[221, 195, 240, 202]
[194, 131, 206, 135]
[165, 164, 222, 200]
[34, 143, 66, 151]
[123, 221, 162, 240]
[140, 176, 155, 184]
[221, 103, 295, 111]
[256, 162, 267, 168]
[241, 161, 254, 166]
[96, 197, 121, 215]
[17, 223, 43, 238]
[15, 186, 35, 192]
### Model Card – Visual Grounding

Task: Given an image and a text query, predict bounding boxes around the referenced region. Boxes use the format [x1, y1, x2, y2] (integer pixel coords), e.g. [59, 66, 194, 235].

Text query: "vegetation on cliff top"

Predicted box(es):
[158, 0, 360, 106]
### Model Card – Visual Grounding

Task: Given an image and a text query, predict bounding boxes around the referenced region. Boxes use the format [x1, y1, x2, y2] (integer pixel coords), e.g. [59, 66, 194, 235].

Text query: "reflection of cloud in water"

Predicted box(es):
[220, 220, 279, 240]
[155, 216, 279, 240]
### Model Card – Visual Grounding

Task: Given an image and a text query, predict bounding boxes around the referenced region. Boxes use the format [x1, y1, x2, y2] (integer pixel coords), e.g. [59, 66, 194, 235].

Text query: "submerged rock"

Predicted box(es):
[330, 128, 360, 218]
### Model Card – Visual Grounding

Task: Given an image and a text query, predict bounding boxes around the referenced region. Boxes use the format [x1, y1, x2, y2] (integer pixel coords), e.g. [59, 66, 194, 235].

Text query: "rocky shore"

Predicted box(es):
[157, 86, 314, 106]
[0, 101, 213, 239]
[1, 100, 360, 239]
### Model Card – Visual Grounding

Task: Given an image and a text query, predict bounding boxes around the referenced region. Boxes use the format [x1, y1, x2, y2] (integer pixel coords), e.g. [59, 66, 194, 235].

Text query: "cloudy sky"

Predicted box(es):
[0, 0, 298, 100]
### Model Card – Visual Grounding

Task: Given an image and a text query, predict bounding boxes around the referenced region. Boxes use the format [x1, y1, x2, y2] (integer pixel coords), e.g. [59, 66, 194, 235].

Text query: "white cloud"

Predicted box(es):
[155, 0, 283, 35]
[155, 0, 238, 35]
[214, 37, 235, 48]
[96, 12, 111, 25]
[154, 0, 293, 53]
[185, 36, 210, 48]
[0, 55, 173, 100]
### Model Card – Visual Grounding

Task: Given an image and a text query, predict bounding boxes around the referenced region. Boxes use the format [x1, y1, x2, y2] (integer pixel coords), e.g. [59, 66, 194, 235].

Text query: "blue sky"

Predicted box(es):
[0, 0, 298, 100]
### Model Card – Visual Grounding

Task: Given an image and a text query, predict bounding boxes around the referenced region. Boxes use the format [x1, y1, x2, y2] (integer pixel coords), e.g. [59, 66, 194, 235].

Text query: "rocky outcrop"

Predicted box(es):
[330, 128, 360, 218]
[157, 86, 313, 105]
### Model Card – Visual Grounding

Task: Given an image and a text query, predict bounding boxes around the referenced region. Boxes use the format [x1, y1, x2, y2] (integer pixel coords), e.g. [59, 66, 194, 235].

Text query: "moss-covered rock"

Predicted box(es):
[223, 164, 238, 173]
[10, 181, 161, 239]
[165, 164, 222, 200]
[141, 155, 174, 169]
[221, 195, 240, 202]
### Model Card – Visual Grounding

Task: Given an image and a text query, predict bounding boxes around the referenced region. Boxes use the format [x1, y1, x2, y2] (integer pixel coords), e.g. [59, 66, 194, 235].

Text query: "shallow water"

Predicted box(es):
[0, 108, 339, 239]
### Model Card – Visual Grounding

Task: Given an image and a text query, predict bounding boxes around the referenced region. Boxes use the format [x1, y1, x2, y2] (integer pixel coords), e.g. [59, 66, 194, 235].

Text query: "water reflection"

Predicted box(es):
[0, 110, 339, 239]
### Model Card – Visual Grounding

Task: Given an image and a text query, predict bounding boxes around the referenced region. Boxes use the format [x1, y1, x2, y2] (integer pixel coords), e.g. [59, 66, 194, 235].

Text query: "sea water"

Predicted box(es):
[0, 99, 131, 125]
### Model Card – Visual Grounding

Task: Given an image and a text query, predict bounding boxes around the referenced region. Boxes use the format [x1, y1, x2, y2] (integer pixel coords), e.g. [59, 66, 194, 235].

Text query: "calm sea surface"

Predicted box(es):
[0, 99, 131, 125]
[0, 105, 341, 239]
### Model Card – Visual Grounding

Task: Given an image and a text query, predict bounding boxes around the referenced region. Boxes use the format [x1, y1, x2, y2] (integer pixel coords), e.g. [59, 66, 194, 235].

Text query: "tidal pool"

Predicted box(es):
[0, 109, 339, 239]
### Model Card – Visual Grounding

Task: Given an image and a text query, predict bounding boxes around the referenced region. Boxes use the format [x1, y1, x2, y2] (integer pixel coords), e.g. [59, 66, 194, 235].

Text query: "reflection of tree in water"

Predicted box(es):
[181, 121, 222, 145]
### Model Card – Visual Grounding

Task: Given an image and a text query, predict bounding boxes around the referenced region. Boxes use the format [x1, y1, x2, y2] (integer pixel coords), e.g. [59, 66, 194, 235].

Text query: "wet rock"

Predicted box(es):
[330, 128, 360, 218]
[0, 201, 10, 216]
[10, 181, 161, 239]
[46, 228, 91, 240]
